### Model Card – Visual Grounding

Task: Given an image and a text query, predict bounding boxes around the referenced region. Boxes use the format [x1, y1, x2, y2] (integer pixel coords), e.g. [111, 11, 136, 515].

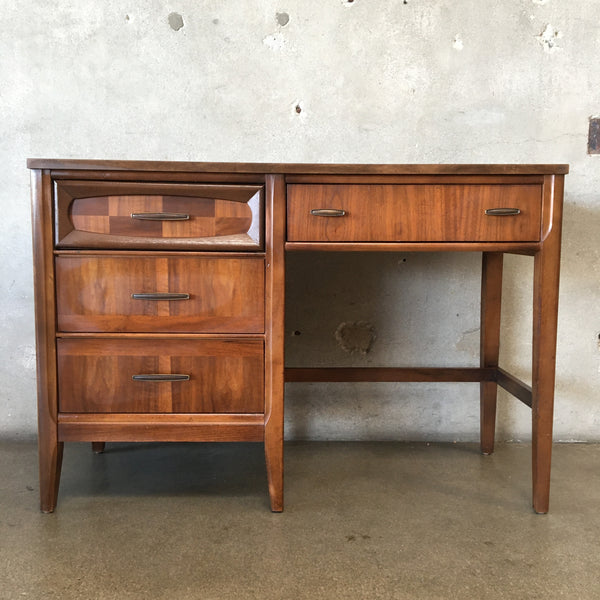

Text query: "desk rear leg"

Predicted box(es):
[480, 252, 503, 455]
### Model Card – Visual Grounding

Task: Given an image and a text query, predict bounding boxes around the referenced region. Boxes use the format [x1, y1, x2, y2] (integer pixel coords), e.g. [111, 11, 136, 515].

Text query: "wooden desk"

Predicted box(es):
[28, 160, 568, 514]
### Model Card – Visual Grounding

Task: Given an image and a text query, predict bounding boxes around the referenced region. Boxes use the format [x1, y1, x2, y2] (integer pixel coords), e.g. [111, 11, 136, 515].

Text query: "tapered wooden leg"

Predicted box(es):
[265, 423, 284, 512]
[91, 442, 106, 453]
[480, 252, 503, 455]
[531, 248, 560, 513]
[264, 174, 285, 512]
[39, 438, 63, 513]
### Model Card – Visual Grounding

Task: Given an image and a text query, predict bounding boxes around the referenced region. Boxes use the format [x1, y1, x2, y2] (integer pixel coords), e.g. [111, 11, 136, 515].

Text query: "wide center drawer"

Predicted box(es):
[287, 184, 542, 242]
[56, 255, 264, 333]
[57, 338, 264, 413]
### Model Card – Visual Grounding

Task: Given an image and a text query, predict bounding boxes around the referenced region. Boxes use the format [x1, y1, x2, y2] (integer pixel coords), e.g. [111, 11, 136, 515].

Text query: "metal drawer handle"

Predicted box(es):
[132, 374, 190, 382]
[310, 208, 346, 217]
[485, 208, 521, 216]
[131, 212, 190, 221]
[131, 293, 190, 301]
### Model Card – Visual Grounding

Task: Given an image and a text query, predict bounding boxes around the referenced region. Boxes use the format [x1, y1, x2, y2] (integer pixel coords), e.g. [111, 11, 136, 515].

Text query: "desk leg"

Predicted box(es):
[39, 430, 63, 513]
[480, 252, 503, 455]
[264, 174, 285, 512]
[531, 246, 560, 514]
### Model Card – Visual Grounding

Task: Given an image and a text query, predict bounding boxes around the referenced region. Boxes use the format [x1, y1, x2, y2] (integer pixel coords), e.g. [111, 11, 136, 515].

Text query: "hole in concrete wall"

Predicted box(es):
[168, 12, 184, 31]
[295, 103, 302, 114]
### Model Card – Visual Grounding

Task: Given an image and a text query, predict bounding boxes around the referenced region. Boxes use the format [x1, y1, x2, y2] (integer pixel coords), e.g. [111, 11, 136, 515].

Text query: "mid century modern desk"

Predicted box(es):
[28, 160, 568, 514]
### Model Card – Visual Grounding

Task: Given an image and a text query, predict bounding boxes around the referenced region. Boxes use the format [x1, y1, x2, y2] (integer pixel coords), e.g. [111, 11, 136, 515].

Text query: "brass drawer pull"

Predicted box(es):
[131, 293, 190, 301]
[310, 208, 346, 217]
[132, 374, 190, 382]
[485, 208, 521, 216]
[131, 212, 190, 221]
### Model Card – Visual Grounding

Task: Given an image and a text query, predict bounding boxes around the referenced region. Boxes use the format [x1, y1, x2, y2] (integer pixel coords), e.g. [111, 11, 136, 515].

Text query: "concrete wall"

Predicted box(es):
[2, 1, 598, 441]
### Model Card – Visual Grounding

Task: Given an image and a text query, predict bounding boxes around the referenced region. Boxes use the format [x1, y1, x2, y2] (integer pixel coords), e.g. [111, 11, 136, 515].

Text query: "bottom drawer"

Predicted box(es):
[57, 338, 264, 413]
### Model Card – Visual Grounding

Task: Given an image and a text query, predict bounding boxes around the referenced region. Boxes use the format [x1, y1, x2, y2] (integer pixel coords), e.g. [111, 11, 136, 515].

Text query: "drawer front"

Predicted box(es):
[56, 256, 264, 333]
[57, 338, 264, 413]
[287, 184, 542, 242]
[55, 181, 263, 250]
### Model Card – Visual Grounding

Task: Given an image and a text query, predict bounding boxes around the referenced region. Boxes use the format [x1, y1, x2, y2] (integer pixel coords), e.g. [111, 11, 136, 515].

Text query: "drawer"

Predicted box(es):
[55, 180, 263, 250]
[57, 338, 264, 413]
[287, 184, 542, 242]
[56, 255, 264, 333]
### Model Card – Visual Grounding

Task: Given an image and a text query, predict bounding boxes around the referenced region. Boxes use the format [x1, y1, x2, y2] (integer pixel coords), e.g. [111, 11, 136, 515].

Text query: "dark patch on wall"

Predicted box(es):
[335, 321, 376, 354]
[589, 117, 600, 155]
[276, 12, 290, 27]
[168, 12, 184, 31]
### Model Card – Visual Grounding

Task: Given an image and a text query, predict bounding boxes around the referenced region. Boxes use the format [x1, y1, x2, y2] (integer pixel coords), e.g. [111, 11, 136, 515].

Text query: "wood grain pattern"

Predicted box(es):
[31, 169, 63, 513]
[28, 158, 569, 175]
[288, 184, 542, 242]
[264, 174, 286, 512]
[58, 414, 264, 442]
[480, 252, 504, 455]
[56, 255, 265, 333]
[55, 181, 263, 250]
[57, 338, 264, 414]
[28, 160, 566, 514]
[531, 174, 564, 514]
[285, 367, 496, 382]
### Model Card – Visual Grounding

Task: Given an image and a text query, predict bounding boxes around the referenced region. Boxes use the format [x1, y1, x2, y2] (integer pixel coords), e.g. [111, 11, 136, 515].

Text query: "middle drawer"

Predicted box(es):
[56, 255, 265, 333]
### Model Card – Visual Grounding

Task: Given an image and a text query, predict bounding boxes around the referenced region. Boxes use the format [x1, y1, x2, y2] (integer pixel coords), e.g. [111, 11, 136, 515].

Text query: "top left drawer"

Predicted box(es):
[54, 180, 263, 250]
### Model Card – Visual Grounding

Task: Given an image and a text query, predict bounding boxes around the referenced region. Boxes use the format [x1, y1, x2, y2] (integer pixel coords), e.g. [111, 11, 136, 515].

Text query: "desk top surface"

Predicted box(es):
[27, 159, 569, 175]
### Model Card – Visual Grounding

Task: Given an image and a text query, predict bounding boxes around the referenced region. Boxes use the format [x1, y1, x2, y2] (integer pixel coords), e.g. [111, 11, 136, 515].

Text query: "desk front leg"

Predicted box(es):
[480, 252, 504, 455]
[531, 245, 560, 514]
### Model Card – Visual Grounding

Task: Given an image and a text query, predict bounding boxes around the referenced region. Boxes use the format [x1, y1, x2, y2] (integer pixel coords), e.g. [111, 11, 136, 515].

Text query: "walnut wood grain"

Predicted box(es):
[264, 174, 286, 512]
[58, 414, 264, 442]
[55, 180, 263, 250]
[57, 338, 264, 414]
[28, 160, 566, 514]
[56, 255, 265, 333]
[288, 184, 542, 243]
[284, 367, 496, 382]
[480, 253, 504, 455]
[27, 158, 569, 175]
[530, 174, 564, 514]
[31, 169, 63, 513]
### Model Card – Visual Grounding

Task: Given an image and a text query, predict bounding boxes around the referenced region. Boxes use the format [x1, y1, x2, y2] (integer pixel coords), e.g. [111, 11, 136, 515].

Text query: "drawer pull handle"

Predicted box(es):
[131, 212, 190, 221]
[132, 374, 190, 382]
[131, 293, 190, 301]
[485, 208, 521, 216]
[310, 208, 346, 217]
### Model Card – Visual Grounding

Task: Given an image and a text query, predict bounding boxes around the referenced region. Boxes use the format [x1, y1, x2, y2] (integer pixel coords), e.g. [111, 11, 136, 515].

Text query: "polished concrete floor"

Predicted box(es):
[1, 440, 599, 599]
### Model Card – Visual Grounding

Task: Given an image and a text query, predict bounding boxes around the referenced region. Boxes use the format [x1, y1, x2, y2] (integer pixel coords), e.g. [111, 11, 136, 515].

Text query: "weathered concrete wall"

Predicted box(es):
[1, 1, 598, 441]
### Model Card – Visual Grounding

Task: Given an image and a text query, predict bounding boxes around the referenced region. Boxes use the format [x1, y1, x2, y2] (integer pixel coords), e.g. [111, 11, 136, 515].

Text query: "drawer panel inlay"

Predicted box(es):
[56, 255, 265, 333]
[287, 184, 542, 242]
[57, 338, 264, 413]
[55, 181, 263, 250]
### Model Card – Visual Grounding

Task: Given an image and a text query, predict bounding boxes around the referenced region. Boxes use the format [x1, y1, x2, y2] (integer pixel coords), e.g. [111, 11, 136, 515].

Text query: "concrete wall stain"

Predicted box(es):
[335, 322, 376, 355]
[276, 12, 290, 27]
[168, 12, 184, 31]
